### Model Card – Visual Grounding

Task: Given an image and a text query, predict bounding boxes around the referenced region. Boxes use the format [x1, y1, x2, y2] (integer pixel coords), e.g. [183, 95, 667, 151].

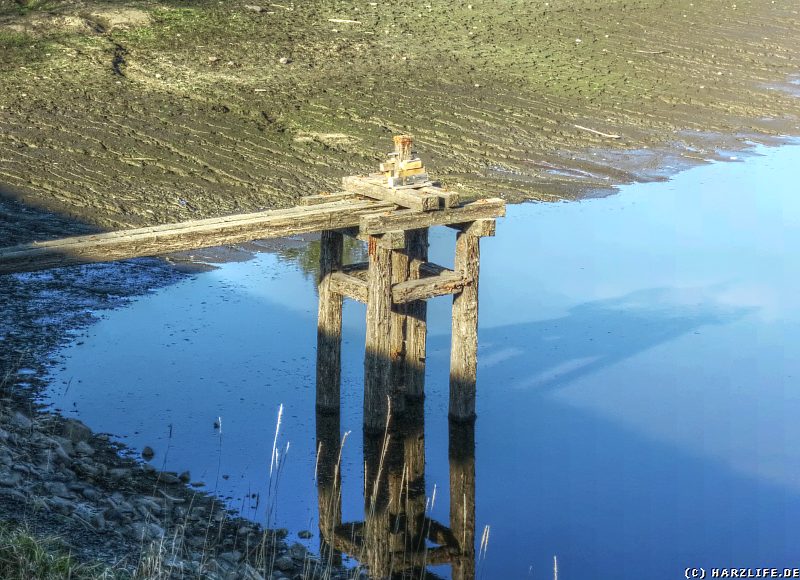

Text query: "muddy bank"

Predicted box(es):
[0, 0, 799, 236]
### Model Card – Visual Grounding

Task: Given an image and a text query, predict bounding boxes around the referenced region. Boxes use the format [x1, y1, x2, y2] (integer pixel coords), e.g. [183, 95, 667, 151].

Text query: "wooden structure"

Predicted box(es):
[0, 136, 504, 426]
[316, 401, 476, 579]
[315, 136, 503, 428]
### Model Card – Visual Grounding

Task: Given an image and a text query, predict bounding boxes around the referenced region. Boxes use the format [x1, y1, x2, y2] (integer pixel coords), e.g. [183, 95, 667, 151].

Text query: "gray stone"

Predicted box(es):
[128, 521, 165, 542]
[11, 412, 32, 430]
[0, 428, 10, 441]
[274, 556, 294, 571]
[218, 550, 242, 563]
[60, 419, 93, 443]
[0, 449, 12, 467]
[44, 481, 72, 498]
[47, 496, 75, 515]
[109, 467, 132, 480]
[178, 470, 191, 483]
[288, 542, 307, 560]
[75, 441, 94, 456]
[0, 467, 21, 487]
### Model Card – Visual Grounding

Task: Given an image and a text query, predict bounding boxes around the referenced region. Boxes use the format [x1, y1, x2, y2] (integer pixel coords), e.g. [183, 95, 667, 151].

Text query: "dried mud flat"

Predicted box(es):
[0, 0, 798, 242]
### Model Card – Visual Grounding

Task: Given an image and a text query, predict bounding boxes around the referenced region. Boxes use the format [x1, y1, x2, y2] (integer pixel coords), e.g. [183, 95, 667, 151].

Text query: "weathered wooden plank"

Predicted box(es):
[447, 218, 496, 237]
[342, 175, 440, 212]
[420, 186, 460, 208]
[360, 198, 505, 235]
[389, 245, 409, 414]
[392, 272, 470, 304]
[328, 271, 368, 303]
[300, 191, 357, 205]
[316, 230, 344, 411]
[449, 232, 480, 421]
[363, 238, 393, 432]
[0, 199, 394, 274]
[405, 228, 429, 398]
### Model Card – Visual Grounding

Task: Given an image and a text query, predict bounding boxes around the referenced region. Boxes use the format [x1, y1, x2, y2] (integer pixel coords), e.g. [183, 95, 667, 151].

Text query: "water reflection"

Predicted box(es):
[316, 400, 476, 579]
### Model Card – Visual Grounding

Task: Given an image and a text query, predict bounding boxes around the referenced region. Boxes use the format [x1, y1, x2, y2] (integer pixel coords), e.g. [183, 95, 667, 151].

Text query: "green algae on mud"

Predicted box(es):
[0, 0, 799, 237]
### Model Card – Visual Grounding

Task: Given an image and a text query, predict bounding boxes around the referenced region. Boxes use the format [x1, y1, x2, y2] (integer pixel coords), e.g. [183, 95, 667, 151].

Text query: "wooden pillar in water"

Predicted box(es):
[364, 236, 394, 432]
[389, 234, 409, 414]
[449, 230, 480, 421]
[449, 418, 476, 580]
[405, 228, 429, 399]
[316, 230, 343, 411]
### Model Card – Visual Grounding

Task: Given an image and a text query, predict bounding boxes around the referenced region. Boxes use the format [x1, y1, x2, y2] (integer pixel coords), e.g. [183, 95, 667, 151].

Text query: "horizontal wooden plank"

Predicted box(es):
[359, 198, 506, 235]
[420, 186, 460, 208]
[329, 271, 368, 302]
[0, 199, 395, 275]
[299, 191, 357, 205]
[392, 271, 471, 303]
[342, 175, 440, 212]
[447, 218, 496, 237]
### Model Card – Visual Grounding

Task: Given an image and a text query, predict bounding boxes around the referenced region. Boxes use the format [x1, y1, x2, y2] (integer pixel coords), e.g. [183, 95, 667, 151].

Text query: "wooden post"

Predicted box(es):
[390, 237, 409, 415]
[316, 230, 343, 411]
[449, 230, 480, 421]
[364, 236, 393, 432]
[405, 228, 429, 399]
[316, 409, 342, 566]
[393, 134, 413, 163]
[449, 418, 476, 580]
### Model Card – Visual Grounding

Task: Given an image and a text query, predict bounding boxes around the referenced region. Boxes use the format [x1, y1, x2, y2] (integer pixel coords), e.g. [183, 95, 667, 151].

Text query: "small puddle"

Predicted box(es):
[44, 142, 800, 578]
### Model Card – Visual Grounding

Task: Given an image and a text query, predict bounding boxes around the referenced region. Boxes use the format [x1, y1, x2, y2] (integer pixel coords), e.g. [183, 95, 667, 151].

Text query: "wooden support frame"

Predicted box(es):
[359, 198, 505, 235]
[316, 230, 344, 411]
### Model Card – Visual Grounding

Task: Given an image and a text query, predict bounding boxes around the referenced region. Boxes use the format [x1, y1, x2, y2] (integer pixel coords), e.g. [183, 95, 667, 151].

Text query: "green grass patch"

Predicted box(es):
[0, 522, 113, 580]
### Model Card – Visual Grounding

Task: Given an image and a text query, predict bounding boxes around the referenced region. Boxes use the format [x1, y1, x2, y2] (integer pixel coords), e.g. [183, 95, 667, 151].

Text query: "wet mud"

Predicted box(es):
[0, 0, 798, 239]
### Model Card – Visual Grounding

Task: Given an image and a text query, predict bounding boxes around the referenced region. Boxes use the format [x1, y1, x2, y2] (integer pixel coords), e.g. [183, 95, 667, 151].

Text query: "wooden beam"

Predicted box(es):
[363, 238, 393, 432]
[359, 198, 505, 235]
[392, 272, 471, 304]
[316, 230, 343, 411]
[0, 199, 395, 275]
[447, 218, 496, 237]
[329, 271, 368, 303]
[300, 191, 357, 205]
[405, 228, 429, 398]
[420, 186, 460, 208]
[342, 175, 440, 212]
[449, 232, 480, 421]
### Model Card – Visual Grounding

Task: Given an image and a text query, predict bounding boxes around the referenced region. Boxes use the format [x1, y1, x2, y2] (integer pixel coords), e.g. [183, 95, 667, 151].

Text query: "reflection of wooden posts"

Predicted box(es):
[316, 230, 343, 411]
[449, 418, 476, 580]
[316, 410, 342, 565]
[314, 389, 477, 579]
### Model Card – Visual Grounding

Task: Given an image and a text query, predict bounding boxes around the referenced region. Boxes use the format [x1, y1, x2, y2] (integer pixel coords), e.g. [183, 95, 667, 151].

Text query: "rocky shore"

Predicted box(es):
[0, 391, 346, 579]
[0, 257, 351, 579]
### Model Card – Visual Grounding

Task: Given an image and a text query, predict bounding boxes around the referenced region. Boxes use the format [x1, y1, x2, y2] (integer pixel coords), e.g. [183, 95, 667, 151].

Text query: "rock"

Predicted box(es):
[141, 446, 155, 460]
[0, 487, 26, 501]
[109, 467, 132, 480]
[60, 418, 92, 443]
[178, 470, 191, 483]
[75, 441, 94, 456]
[0, 467, 21, 487]
[219, 550, 242, 564]
[11, 411, 32, 430]
[298, 530, 312, 539]
[47, 496, 75, 515]
[43, 481, 72, 498]
[82, 486, 99, 500]
[274, 556, 294, 571]
[159, 471, 180, 485]
[128, 521, 165, 542]
[0, 449, 12, 466]
[244, 4, 265, 12]
[240, 563, 266, 580]
[288, 542, 307, 560]
[279, 57, 292, 65]
[0, 427, 10, 441]
[90, 512, 106, 530]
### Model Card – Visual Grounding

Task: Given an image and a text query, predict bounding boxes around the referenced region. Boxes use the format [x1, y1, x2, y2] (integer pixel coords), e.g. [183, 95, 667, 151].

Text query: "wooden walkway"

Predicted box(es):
[2, 135, 500, 578]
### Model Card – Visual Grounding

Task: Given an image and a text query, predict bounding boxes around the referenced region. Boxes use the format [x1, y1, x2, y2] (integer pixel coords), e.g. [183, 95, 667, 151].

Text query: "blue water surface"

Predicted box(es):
[47, 143, 800, 579]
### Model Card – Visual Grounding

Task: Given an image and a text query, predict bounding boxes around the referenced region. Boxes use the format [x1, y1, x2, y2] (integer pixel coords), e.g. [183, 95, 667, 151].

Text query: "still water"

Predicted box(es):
[47, 143, 800, 578]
